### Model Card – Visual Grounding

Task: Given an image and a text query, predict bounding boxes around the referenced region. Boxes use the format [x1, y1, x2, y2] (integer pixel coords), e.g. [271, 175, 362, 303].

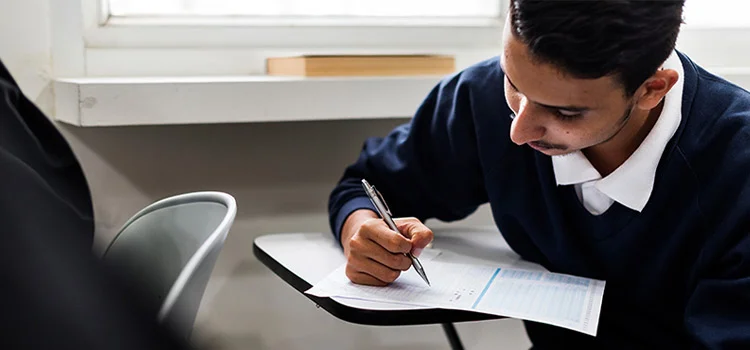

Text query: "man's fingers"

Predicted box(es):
[344, 267, 389, 286]
[350, 236, 412, 271]
[395, 217, 434, 257]
[360, 219, 411, 254]
[346, 255, 402, 284]
[343, 217, 431, 286]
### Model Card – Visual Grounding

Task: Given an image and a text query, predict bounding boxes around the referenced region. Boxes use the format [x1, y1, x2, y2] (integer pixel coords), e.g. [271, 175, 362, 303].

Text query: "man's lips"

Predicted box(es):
[529, 141, 553, 151]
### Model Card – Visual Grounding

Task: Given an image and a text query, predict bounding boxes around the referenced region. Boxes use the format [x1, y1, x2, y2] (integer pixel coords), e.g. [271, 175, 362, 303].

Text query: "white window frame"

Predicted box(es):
[52, 0, 507, 78]
[50, 0, 750, 127]
[52, 0, 750, 78]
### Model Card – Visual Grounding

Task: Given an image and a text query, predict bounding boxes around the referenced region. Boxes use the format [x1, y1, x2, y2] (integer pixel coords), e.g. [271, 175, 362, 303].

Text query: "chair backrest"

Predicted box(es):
[102, 191, 237, 339]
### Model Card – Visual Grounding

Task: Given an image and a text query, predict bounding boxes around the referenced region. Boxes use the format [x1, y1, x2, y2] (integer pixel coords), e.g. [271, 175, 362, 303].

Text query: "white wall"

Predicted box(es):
[1, 1, 531, 349]
[0, 0, 54, 110]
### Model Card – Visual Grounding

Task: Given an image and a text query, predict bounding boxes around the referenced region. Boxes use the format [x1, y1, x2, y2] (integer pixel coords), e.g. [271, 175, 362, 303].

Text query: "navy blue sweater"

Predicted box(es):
[328, 52, 750, 349]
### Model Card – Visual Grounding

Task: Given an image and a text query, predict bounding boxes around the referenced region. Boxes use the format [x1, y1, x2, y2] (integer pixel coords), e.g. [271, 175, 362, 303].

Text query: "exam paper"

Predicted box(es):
[306, 250, 605, 336]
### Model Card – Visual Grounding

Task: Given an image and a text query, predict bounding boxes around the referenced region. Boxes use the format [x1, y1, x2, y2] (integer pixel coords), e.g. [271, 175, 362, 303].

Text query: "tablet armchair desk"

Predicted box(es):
[253, 226, 519, 350]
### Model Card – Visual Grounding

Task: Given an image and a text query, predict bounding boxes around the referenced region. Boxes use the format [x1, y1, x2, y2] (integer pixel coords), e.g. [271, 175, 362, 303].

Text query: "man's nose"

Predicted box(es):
[509, 100, 546, 145]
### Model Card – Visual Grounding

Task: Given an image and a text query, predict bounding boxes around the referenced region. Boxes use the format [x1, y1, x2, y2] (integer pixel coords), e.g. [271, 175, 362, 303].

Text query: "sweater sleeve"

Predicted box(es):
[328, 60, 507, 242]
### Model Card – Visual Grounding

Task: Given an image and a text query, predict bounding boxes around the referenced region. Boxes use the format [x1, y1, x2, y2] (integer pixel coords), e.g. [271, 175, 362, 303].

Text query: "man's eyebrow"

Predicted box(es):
[504, 72, 591, 112]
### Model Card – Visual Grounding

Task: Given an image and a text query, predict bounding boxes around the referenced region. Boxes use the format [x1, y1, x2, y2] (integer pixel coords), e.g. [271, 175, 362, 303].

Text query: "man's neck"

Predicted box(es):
[584, 101, 664, 177]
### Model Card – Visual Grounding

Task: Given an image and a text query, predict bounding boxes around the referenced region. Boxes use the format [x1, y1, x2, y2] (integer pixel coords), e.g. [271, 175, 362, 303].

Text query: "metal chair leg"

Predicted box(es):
[442, 323, 465, 350]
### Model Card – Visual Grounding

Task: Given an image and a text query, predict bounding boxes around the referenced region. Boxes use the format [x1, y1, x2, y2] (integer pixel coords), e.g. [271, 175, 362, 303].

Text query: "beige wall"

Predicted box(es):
[60, 119, 435, 250]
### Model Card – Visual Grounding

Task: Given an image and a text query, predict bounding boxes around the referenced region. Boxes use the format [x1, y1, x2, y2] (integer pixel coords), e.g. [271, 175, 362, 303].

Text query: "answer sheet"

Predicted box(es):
[306, 250, 605, 336]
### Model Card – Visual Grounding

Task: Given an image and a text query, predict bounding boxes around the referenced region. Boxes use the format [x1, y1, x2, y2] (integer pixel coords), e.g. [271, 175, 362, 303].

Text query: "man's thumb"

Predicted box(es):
[395, 218, 434, 257]
[406, 228, 433, 257]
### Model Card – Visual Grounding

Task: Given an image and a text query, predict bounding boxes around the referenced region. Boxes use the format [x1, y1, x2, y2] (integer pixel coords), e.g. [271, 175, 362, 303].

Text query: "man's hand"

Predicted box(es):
[340, 209, 434, 286]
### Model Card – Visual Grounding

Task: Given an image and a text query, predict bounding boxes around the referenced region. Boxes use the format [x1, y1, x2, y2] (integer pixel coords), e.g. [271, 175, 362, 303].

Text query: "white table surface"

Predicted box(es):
[254, 225, 537, 311]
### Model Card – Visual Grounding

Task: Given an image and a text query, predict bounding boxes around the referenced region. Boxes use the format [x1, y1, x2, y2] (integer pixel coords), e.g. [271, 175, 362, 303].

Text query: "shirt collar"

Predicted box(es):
[551, 50, 685, 212]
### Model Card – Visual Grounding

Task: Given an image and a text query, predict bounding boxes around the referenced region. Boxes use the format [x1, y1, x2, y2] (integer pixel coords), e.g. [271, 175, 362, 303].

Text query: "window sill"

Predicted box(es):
[53, 75, 445, 126]
[52, 68, 750, 127]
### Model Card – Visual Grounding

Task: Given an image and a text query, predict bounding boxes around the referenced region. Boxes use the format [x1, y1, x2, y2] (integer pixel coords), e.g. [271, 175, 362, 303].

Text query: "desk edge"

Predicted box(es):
[252, 237, 502, 326]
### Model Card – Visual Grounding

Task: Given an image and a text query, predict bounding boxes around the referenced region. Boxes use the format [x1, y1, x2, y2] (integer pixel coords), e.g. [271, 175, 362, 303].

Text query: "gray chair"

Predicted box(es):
[102, 191, 237, 340]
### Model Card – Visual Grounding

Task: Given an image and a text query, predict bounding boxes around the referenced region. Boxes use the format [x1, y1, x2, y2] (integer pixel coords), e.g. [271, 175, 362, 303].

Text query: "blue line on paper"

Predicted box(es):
[472, 268, 501, 309]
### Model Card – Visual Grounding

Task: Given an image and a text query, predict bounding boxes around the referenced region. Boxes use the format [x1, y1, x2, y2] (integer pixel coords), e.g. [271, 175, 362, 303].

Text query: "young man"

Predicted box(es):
[328, 0, 750, 348]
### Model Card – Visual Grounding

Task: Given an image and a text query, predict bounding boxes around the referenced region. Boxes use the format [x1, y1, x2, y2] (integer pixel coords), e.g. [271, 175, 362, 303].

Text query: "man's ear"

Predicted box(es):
[635, 68, 679, 110]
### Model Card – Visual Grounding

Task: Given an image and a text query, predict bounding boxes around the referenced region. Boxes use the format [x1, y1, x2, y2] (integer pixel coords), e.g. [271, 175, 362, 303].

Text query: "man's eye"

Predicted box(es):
[555, 110, 582, 121]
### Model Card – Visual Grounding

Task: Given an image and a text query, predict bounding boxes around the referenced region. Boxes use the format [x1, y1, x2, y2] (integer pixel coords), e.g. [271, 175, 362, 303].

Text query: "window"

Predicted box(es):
[70, 0, 506, 77]
[683, 0, 750, 27]
[676, 0, 750, 70]
[105, 0, 749, 27]
[108, 0, 502, 18]
[57, 0, 750, 78]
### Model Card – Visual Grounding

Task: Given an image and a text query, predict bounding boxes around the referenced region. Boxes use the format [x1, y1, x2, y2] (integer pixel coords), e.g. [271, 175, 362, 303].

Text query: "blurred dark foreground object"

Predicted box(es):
[0, 59, 195, 349]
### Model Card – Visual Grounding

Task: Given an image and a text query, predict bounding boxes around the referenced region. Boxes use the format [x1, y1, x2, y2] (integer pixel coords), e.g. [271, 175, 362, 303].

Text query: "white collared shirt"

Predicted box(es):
[551, 51, 685, 215]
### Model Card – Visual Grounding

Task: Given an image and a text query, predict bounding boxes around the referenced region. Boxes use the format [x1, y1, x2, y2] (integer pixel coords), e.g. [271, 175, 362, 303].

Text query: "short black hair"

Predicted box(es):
[509, 0, 685, 96]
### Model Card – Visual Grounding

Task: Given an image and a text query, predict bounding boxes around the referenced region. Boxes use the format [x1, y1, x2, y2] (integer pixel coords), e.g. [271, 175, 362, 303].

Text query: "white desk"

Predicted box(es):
[253, 225, 526, 350]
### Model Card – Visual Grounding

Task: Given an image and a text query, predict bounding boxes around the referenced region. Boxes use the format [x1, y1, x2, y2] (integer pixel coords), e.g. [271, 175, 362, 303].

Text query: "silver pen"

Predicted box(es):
[361, 179, 431, 286]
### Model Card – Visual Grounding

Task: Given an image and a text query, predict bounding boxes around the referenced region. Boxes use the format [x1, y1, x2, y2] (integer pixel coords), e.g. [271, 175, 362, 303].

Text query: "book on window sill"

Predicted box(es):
[265, 55, 456, 77]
